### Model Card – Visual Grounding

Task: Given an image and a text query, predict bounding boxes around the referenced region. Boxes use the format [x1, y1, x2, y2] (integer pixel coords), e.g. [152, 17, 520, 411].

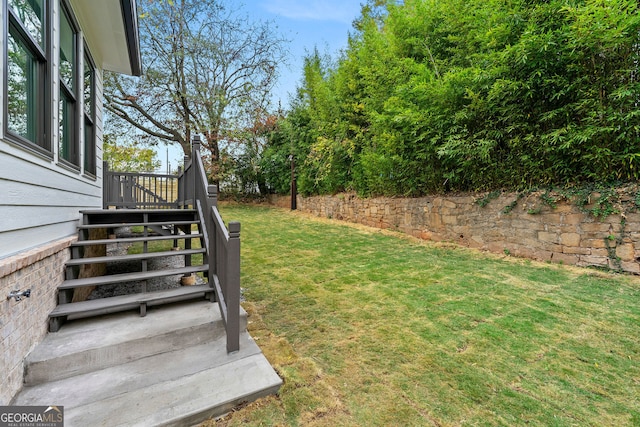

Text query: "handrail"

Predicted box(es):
[179, 136, 241, 353]
[176, 155, 194, 209]
[101, 138, 242, 353]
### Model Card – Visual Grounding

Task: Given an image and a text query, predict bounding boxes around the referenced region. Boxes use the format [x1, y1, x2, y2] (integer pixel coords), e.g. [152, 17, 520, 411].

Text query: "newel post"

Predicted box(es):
[176, 166, 183, 208]
[192, 134, 201, 157]
[207, 185, 218, 281]
[208, 184, 218, 208]
[102, 161, 109, 209]
[183, 155, 190, 208]
[191, 136, 202, 207]
[227, 221, 241, 353]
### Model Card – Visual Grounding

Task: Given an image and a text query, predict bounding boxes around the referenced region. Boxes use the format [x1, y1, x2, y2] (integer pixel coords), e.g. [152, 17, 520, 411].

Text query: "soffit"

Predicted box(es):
[69, 0, 141, 76]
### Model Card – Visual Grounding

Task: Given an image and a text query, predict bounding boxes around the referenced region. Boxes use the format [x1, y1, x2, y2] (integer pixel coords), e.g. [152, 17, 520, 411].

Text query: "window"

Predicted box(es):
[83, 49, 96, 175]
[5, 0, 98, 171]
[58, 1, 78, 167]
[6, 0, 49, 151]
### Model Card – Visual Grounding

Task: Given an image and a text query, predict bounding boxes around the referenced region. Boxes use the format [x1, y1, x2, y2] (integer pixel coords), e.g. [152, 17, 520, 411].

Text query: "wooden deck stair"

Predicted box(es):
[49, 209, 212, 332]
[14, 139, 282, 424]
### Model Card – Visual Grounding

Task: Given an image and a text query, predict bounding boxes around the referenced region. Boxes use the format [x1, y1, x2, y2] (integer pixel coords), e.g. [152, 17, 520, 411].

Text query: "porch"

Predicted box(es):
[11, 137, 281, 425]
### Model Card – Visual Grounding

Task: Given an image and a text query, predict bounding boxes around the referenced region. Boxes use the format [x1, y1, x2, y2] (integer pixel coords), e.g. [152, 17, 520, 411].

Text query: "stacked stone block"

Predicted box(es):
[270, 191, 640, 274]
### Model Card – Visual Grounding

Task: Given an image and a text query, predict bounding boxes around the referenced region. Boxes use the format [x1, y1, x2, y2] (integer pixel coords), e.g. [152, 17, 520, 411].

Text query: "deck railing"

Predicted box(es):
[102, 137, 241, 353]
[178, 136, 241, 353]
[103, 162, 179, 209]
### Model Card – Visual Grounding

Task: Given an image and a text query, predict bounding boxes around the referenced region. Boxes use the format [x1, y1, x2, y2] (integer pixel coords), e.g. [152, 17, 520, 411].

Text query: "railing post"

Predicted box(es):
[176, 166, 182, 208]
[192, 135, 201, 157]
[209, 184, 218, 208]
[226, 221, 241, 353]
[124, 176, 134, 208]
[206, 185, 217, 303]
[207, 185, 217, 273]
[102, 161, 109, 209]
[189, 135, 202, 209]
[183, 155, 190, 208]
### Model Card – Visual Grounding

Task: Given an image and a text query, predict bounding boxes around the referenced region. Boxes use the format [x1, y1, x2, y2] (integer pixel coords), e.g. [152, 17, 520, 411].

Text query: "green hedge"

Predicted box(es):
[262, 0, 640, 197]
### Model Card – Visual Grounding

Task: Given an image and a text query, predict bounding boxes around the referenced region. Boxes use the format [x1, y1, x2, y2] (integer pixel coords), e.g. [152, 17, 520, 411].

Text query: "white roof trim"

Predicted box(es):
[69, 0, 141, 75]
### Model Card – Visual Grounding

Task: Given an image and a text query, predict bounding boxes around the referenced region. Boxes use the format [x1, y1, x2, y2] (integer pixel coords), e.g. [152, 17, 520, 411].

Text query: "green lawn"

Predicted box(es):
[205, 204, 639, 427]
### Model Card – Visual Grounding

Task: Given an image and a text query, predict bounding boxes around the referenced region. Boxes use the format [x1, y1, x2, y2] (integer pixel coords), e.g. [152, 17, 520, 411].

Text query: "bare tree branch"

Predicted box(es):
[103, 0, 289, 183]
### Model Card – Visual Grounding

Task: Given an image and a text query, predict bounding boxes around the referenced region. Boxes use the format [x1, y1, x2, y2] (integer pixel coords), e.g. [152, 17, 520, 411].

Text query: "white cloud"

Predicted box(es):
[261, 0, 361, 24]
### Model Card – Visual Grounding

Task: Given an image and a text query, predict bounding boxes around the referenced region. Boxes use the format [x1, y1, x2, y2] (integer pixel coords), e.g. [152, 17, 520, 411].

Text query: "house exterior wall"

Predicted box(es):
[0, 0, 109, 404]
[1, 2, 105, 261]
[0, 237, 74, 405]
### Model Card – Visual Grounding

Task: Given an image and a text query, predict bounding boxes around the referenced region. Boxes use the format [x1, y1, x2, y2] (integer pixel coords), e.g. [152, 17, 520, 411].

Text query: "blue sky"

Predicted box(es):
[158, 0, 362, 173]
[244, 0, 362, 107]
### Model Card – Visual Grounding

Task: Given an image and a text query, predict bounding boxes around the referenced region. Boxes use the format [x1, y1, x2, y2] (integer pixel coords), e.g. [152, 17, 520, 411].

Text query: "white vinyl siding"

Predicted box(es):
[0, 137, 102, 258]
[1, 1, 105, 259]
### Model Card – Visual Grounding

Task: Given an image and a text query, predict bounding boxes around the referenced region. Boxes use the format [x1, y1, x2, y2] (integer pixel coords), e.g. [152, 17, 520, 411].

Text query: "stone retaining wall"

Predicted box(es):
[0, 237, 74, 404]
[269, 191, 640, 274]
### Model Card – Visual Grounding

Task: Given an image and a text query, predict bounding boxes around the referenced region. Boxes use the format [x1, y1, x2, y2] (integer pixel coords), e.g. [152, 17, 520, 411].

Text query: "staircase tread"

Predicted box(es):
[71, 233, 203, 245]
[81, 209, 197, 214]
[65, 248, 206, 265]
[59, 265, 209, 289]
[50, 285, 212, 316]
[78, 220, 198, 229]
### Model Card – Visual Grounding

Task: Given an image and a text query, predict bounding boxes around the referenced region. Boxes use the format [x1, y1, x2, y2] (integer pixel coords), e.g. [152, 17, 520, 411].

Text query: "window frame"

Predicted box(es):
[57, 0, 80, 169]
[82, 44, 96, 177]
[4, 0, 52, 156]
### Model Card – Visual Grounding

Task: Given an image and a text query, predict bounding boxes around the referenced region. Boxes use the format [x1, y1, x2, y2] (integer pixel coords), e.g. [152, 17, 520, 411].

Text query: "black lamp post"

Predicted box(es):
[289, 154, 297, 210]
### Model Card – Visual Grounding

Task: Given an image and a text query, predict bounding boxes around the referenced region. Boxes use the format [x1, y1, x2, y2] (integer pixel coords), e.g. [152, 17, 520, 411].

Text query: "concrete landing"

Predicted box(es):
[13, 301, 282, 426]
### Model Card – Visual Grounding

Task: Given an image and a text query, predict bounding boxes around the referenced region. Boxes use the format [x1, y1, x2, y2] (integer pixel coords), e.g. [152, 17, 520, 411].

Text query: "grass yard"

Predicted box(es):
[198, 204, 639, 426]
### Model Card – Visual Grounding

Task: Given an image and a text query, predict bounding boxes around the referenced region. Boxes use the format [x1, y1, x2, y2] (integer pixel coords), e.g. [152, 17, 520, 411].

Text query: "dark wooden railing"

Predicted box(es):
[103, 162, 179, 209]
[102, 137, 241, 353]
[178, 136, 241, 353]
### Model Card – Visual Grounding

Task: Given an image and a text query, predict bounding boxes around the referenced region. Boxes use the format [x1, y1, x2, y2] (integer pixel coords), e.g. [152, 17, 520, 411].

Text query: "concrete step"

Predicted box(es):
[27, 301, 247, 385]
[15, 302, 280, 426]
[15, 332, 281, 427]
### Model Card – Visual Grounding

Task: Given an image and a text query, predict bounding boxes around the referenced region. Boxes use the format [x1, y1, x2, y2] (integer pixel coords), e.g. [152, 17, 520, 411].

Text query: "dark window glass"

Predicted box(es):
[83, 54, 93, 116]
[83, 52, 96, 175]
[59, 4, 73, 89]
[58, 2, 78, 166]
[58, 88, 75, 161]
[6, 0, 48, 150]
[7, 29, 39, 140]
[8, 0, 45, 48]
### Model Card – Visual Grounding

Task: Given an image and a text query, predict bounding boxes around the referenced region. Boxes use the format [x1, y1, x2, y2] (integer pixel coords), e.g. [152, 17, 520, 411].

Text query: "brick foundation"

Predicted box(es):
[0, 237, 75, 404]
[269, 192, 640, 274]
